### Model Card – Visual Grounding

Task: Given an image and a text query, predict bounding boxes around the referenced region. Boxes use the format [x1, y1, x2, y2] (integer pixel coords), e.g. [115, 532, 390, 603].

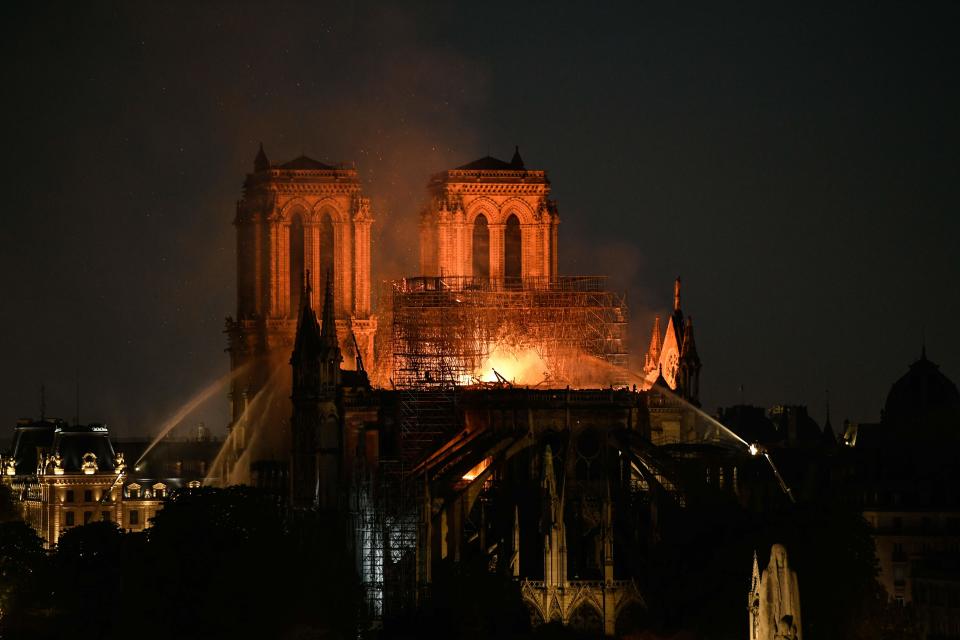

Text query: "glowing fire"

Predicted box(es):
[462, 457, 491, 481]
[476, 345, 549, 385]
[455, 342, 648, 389]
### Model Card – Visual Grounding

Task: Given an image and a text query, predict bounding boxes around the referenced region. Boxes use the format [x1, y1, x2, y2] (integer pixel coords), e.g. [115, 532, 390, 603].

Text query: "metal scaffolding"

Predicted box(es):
[358, 275, 629, 626]
[389, 276, 628, 390]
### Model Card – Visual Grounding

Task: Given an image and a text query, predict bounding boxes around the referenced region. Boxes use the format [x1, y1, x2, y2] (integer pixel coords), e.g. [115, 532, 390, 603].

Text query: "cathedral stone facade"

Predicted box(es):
[227, 145, 376, 424]
[418, 148, 559, 283]
[211, 148, 721, 635]
[222, 146, 376, 486]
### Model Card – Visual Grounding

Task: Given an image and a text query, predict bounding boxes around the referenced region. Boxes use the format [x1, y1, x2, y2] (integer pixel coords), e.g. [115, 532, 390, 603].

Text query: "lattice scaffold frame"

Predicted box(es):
[388, 275, 628, 390]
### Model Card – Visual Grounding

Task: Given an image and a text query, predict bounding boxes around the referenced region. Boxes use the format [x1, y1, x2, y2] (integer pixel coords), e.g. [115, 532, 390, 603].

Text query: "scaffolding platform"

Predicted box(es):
[386, 275, 628, 390]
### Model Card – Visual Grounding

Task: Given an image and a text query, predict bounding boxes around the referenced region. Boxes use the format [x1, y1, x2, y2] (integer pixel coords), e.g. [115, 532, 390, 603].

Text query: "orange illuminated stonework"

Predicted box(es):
[226, 146, 377, 445]
[419, 149, 559, 283]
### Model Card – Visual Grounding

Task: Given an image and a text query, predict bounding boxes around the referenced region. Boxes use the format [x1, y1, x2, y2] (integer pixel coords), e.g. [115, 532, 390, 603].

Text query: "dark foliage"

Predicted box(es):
[392, 552, 530, 640]
[642, 492, 900, 640]
[0, 520, 48, 630]
[0, 484, 22, 523]
[0, 484, 917, 639]
[0, 486, 361, 640]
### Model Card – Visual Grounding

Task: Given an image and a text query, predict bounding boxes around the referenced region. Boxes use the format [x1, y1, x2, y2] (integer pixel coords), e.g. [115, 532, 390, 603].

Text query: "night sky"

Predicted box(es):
[2, 1, 958, 438]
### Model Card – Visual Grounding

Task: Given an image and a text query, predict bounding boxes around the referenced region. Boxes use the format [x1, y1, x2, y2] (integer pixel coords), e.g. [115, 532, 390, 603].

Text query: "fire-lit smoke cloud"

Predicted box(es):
[4, 2, 959, 434]
[0, 3, 494, 436]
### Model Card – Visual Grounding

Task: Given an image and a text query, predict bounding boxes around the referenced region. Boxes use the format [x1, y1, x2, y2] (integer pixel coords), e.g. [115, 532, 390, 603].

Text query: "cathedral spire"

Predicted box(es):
[254, 142, 270, 172]
[654, 363, 670, 389]
[822, 390, 837, 446]
[680, 316, 700, 364]
[320, 269, 338, 348]
[645, 316, 663, 373]
[291, 272, 320, 366]
[511, 145, 525, 169]
[302, 268, 313, 310]
[670, 277, 685, 348]
[678, 316, 702, 406]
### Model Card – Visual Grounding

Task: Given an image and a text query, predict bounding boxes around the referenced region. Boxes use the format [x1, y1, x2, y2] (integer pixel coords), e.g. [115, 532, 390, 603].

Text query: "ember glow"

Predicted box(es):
[462, 457, 491, 481]
[476, 345, 549, 385]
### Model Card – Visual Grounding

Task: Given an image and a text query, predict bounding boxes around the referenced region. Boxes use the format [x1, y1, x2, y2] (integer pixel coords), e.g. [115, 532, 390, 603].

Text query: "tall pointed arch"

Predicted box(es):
[504, 213, 521, 285]
[472, 213, 490, 280]
[318, 212, 335, 308]
[288, 212, 306, 315]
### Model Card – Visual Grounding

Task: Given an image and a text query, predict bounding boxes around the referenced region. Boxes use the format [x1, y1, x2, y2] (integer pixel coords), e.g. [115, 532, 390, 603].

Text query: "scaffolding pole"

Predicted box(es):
[388, 275, 628, 390]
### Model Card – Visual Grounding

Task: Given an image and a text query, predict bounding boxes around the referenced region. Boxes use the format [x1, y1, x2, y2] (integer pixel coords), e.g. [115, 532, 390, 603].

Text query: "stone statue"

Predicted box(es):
[749, 544, 801, 640]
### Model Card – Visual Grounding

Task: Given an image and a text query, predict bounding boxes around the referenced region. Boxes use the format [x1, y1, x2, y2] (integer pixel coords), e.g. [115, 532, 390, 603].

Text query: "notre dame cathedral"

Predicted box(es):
[213, 145, 717, 634]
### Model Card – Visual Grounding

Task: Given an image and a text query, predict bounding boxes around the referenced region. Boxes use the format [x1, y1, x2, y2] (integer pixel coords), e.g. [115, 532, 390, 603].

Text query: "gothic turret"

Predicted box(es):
[678, 316, 702, 406]
[671, 277, 685, 343]
[541, 445, 567, 587]
[749, 545, 802, 640]
[290, 271, 343, 510]
[821, 396, 837, 447]
[652, 277, 687, 389]
[254, 142, 270, 172]
[510, 145, 525, 169]
[644, 316, 663, 374]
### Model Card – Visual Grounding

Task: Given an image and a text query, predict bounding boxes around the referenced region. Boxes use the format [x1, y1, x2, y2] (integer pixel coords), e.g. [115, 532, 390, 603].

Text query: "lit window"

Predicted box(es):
[187, 480, 201, 489]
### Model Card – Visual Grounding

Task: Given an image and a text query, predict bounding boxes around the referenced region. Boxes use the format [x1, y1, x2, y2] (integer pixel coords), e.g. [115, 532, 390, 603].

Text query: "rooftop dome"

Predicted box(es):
[883, 348, 960, 427]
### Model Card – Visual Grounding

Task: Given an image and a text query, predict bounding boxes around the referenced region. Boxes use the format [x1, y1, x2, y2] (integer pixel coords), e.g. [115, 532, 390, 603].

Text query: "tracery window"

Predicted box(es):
[289, 213, 305, 314]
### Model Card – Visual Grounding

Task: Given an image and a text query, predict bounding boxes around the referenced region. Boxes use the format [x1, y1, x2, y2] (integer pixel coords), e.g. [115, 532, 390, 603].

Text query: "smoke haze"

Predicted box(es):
[2, 1, 959, 435]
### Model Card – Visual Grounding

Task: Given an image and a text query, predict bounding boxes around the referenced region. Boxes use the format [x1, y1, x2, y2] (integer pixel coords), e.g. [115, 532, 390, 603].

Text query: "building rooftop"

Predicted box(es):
[278, 155, 337, 171]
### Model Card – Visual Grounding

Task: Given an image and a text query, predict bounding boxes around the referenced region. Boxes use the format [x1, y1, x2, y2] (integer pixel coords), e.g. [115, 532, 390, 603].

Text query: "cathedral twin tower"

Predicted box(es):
[221, 143, 701, 487]
[225, 145, 562, 439]
[226, 146, 376, 437]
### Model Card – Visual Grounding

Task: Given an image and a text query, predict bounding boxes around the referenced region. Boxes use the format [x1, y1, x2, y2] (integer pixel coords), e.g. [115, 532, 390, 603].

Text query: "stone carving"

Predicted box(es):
[81, 452, 98, 475]
[749, 544, 801, 640]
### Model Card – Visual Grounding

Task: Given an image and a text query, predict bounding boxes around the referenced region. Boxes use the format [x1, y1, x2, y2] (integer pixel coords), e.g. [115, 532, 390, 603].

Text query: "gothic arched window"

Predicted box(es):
[289, 212, 306, 314]
[319, 213, 335, 296]
[504, 213, 521, 285]
[472, 214, 490, 281]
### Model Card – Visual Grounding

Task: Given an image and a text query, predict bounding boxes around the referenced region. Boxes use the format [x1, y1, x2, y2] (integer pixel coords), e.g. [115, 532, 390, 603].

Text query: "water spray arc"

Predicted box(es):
[204, 362, 287, 487]
[99, 363, 253, 504]
[629, 378, 797, 503]
[133, 363, 253, 471]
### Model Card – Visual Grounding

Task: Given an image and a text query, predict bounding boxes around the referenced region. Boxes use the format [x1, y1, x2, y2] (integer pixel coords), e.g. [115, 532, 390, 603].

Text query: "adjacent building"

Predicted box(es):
[2, 419, 220, 545]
